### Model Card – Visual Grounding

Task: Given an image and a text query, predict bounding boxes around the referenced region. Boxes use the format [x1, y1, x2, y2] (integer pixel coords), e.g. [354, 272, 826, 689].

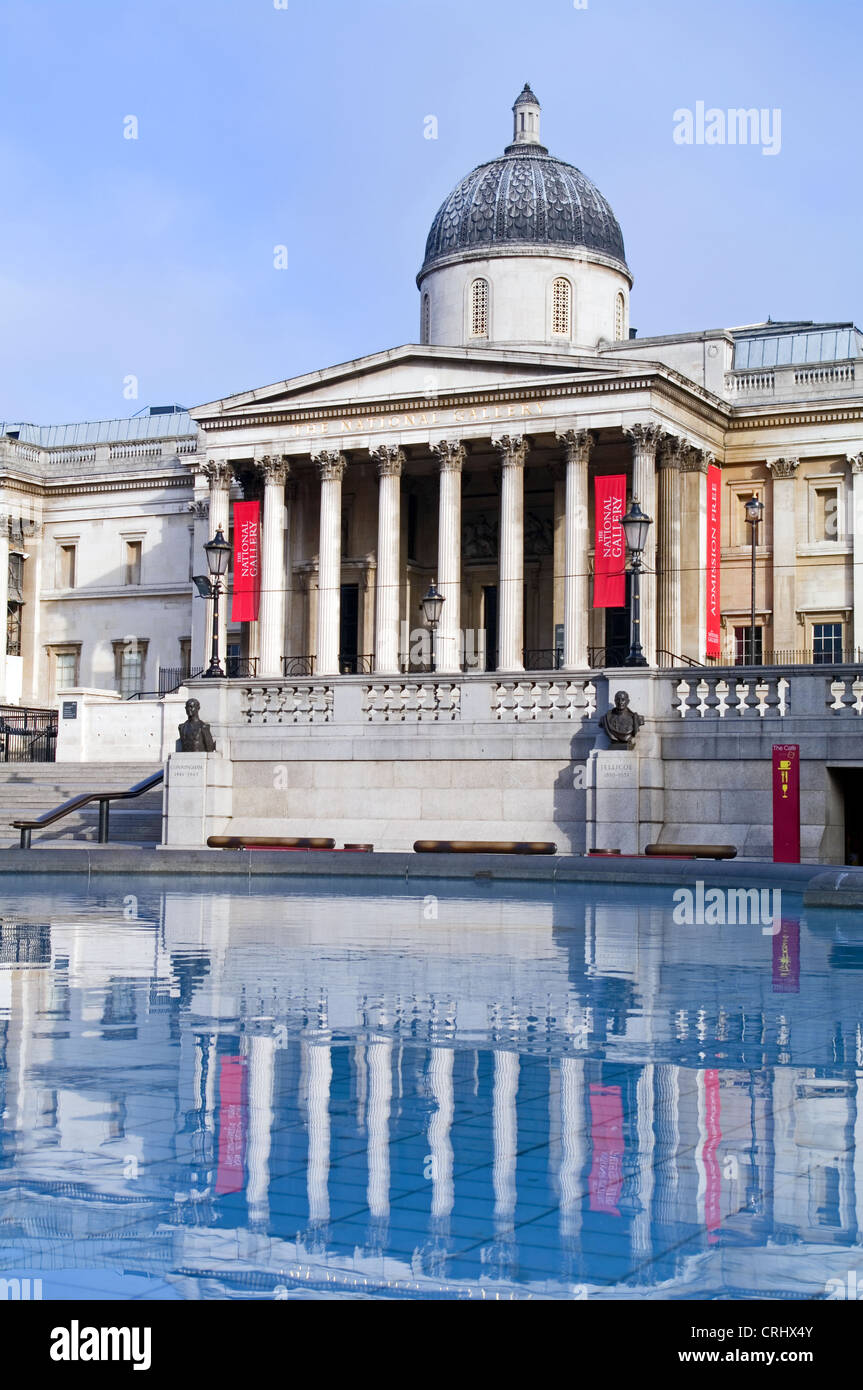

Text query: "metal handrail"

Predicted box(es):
[11, 770, 164, 849]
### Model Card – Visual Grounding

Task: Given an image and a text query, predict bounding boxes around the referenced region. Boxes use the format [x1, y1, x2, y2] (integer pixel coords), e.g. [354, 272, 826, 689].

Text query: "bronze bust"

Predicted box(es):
[178, 697, 215, 753]
[600, 690, 644, 749]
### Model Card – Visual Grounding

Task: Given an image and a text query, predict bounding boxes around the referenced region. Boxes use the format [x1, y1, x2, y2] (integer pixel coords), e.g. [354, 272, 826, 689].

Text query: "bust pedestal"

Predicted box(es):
[161, 753, 233, 848]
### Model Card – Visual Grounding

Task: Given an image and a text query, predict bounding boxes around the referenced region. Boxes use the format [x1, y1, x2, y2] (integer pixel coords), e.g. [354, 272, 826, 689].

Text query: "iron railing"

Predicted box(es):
[0, 706, 57, 762]
[11, 770, 164, 848]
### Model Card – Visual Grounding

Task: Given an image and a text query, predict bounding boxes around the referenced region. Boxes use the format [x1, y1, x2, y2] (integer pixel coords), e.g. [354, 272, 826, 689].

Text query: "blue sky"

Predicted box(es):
[0, 0, 859, 423]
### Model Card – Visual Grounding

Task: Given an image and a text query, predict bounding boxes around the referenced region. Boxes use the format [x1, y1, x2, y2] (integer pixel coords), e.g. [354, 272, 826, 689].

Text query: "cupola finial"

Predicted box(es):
[511, 84, 541, 147]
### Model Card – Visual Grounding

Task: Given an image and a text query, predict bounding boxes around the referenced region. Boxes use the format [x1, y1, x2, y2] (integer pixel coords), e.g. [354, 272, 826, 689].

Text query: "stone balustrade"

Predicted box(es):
[492, 679, 596, 721]
[826, 675, 863, 714]
[673, 674, 789, 718]
[362, 682, 460, 723]
[242, 683, 334, 725]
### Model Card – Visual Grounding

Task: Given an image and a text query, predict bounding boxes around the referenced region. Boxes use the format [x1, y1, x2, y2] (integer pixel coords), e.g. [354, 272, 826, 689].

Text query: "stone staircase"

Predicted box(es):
[0, 763, 164, 848]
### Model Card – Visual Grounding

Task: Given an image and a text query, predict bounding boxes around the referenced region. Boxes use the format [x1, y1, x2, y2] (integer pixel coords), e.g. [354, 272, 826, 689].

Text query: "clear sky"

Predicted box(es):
[1, 0, 859, 424]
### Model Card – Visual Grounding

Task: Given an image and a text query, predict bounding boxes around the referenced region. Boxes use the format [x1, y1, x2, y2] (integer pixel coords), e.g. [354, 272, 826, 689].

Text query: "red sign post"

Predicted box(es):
[593, 475, 626, 608]
[772, 743, 801, 863]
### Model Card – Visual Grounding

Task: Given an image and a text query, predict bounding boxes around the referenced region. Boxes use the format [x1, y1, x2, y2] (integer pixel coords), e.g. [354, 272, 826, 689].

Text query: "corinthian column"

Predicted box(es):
[680, 450, 711, 660]
[556, 429, 594, 670]
[657, 435, 686, 662]
[493, 435, 529, 671]
[313, 450, 346, 675]
[257, 455, 290, 678]
[849, 454, 863, 657]
[431, 440, 465, 674]
[624, 423, 664, 665]
[766, 457, 799, 657]
[371, 445, 405, 674]
[200, 459, 233, 670]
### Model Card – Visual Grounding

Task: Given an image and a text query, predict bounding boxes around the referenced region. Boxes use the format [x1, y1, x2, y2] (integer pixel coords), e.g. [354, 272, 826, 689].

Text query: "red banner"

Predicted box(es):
[215, 1056, 247, 1195]
[593, 475, 626, 608]
[706, 464, 721, 657]
[588, 1083, 624, 1215]
[231, 500, 261, 622]
[772, 744, 800, 863]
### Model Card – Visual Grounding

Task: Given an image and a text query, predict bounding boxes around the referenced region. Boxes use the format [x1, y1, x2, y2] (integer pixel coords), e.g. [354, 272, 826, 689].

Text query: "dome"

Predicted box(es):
[419, 88, 628, 280]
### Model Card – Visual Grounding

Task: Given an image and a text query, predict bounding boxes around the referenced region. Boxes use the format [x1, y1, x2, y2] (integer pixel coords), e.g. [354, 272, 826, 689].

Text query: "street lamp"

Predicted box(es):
[621, 497, 653, 668]
[420, 579, 445, 673]
[201, 527, 231, 678]
[744, 495, 764, 666]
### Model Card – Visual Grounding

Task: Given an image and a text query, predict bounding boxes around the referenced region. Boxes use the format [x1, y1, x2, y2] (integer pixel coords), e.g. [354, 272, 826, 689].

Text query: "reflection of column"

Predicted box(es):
[850, 456, 863, 658]
[431, 441, 465, 674]
[655, 1064, 680, 1226]
[366, 1035, 393, 1223]
[258, 455, 290, 678]
[556, 430, 594, 670]
[428, 1046, 454, 1222]
[492, 1049, 519, 1225]
[201, 460, 232, 669]
[658, 437, 685, 662]
[307, 1040, 333, 1226]
[246, 1032, 275, 1226]
[371, 446, 405, 674]
[632, 1064, 655, 1257]
[680, 450, 710, 661]
[493, 435, 529, 671]
[766, 457, 799, 656]
[313, 451, 346, 675]
[624, 423, 663, 665]
[559, 1056, 586, 1242]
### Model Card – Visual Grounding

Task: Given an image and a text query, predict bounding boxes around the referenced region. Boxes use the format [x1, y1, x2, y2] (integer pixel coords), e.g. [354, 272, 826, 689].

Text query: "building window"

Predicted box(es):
[813, 622, 843, 664]
[55, 543, 77, 590]
[54, 649, 80, 692]
[6, 603, 21, 657]
[615, 293, 625, 340]
[470, 278, 489, 338]
[812, 486, 839, 542]
[112, 639, 148, 697]
[734, 625, 763, 665]
[551, 278, 571, 336]
[124, 539, 143, 585]
[421, 293, 430, 345]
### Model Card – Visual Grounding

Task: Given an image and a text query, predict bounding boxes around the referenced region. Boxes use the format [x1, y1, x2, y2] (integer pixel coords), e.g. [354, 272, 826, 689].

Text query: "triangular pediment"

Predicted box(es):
[191, 342, 630, 422]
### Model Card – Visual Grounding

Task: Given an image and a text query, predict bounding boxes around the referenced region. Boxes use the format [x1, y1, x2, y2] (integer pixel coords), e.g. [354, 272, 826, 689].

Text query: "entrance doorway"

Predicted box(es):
[482, 585, 498, 670]
[339, 583, 359, 673]
[603, 574, 632, 667]
[835, 768, 863, 865]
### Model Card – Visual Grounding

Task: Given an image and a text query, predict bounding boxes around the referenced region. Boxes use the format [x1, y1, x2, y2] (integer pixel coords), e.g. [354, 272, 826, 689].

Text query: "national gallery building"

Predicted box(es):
[2, 85, 862, 707]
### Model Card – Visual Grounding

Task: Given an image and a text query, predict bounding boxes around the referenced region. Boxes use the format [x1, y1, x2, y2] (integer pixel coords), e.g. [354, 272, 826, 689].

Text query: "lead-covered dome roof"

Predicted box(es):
[419, 87, 628, 278]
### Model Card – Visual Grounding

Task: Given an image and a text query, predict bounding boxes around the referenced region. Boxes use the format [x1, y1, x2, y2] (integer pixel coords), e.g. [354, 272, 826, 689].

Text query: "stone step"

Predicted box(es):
[0, 763, 164, 845]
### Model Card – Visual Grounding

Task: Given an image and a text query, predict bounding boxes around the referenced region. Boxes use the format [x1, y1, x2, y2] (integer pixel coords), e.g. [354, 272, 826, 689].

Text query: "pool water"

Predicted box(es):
[0, 874, 861, 1300]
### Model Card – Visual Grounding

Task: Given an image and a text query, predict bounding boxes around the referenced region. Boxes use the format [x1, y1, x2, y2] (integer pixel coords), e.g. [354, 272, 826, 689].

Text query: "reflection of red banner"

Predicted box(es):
[215, 1057, 247, 1195]
[588, 1083, 624, 1215]
[231, 501, 261, 622]
[593, 475, 626, 608]
[773, 918, 800, 993]
[772, 743, 800, 863]
[703, 1070, 722, 1242]
[706, 464, 721, 657]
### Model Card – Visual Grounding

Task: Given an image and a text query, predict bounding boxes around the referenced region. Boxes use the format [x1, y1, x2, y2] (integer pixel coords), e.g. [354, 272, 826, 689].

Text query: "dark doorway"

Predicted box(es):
[603, 574, 632, 667]
[339, 583, 359, 673]
[836, 769, 863, 865]
[483, 585, 498, 670]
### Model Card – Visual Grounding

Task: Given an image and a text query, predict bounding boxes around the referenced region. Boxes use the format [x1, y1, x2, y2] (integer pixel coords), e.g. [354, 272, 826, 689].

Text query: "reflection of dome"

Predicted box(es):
[420, 85, 628, 278]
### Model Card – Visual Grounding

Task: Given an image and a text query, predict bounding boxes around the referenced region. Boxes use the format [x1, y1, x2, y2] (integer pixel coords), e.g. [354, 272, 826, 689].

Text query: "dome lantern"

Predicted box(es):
[510, 83, 543, 151]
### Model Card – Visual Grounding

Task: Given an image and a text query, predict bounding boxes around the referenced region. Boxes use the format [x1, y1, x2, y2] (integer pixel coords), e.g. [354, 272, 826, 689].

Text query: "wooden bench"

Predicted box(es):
[645, 843, 737, 860]
[413, 840, 557, 855]
[207, 836, 335, 851]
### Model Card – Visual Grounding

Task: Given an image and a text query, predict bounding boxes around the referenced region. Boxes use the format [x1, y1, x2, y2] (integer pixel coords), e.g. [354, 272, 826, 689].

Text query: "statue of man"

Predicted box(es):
[600, 690, 644, 750]
[178, 697, 216, 753]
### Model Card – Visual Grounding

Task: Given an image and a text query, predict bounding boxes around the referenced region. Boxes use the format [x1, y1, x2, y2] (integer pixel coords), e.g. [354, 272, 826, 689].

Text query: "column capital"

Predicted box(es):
[624, 421, 665, 456]
[258, 454, 291, 486]
[371, 444, 405, 478]
[555, 429, 595, 465]
[188, 498, 210, 520]
[767, 457, 800, 480]
[658, 434, 691, 469]
[492, 434, 530, 467]
[681, 448, 713, 474]
[199, 458, 233, 487]
[847, 452, 863, 474]
[431, 439, 466, 472]
[313, 449, 347, 483]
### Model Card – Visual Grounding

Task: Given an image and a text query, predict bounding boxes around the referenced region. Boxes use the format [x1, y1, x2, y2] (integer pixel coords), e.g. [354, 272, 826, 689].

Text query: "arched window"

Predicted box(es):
[470, 278, 489, 338]
[421, 292, 430, 345]
[615, 292, 626, 340]
[551, 277, 572, 336]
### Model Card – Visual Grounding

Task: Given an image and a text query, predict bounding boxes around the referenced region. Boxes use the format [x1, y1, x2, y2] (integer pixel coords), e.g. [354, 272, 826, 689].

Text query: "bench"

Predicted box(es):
[645, 843, 737, 861]
[207, 836, 336, 851]
[413, 840, 557, 855]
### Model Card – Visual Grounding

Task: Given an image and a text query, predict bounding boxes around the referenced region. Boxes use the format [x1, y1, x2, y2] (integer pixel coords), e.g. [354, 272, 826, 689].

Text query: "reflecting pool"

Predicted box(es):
[0, 874, 861, 1299]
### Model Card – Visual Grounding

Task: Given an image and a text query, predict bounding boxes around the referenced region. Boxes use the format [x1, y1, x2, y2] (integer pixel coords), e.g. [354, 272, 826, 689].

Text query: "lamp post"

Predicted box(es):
[744, 496, 764, 666]
[202, 527, 231, 678]
[420, 579, 445, 673]
[621, 497, 653, 668]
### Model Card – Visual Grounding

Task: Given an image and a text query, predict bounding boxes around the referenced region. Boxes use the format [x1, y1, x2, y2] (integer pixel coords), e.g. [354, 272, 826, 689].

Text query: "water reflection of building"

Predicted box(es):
[0, 882, 862, 1299]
